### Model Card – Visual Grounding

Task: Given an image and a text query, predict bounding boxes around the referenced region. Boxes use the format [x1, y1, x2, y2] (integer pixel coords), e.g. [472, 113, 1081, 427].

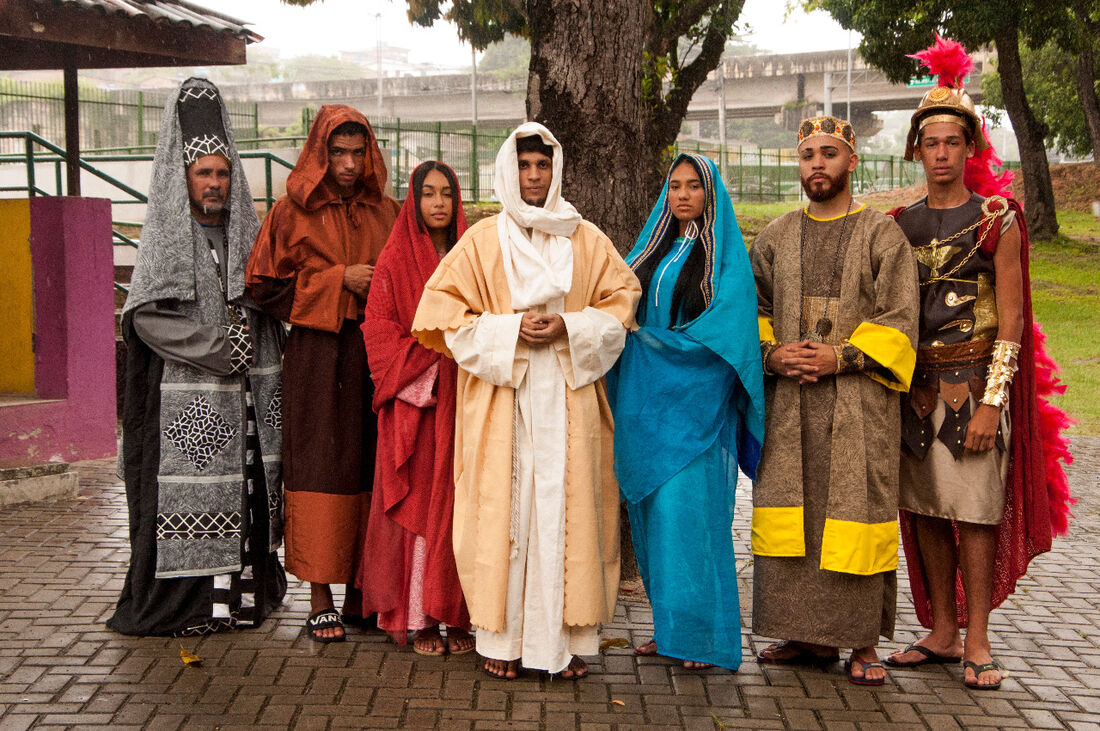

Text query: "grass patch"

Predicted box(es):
[735, 201, 802, 239]
[735, 202, 1099, 436]
[1029, 233, 1100, 435]
[1054, 210, 1100, 243]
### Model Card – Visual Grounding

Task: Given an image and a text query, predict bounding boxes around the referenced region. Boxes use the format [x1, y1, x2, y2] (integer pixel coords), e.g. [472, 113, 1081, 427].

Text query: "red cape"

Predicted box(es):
[355, 163, 470, 637]
[888, 198, 1075, 628]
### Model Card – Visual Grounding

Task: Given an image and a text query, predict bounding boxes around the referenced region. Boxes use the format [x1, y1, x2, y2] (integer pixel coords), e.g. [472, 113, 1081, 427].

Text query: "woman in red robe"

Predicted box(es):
[357, 162, 473, 654]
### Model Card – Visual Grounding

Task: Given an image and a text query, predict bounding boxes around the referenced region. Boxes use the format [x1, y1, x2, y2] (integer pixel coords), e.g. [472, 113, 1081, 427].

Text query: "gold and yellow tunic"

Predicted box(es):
[750, 205, 918, 648]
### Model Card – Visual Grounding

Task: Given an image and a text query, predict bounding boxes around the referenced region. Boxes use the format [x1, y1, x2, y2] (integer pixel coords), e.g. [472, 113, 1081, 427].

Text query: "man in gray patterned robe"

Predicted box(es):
[107, 78, 286, 636]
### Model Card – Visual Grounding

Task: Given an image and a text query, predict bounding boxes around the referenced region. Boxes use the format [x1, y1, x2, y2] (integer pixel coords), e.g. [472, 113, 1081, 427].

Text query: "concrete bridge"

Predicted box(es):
[218, 48, 991, 134]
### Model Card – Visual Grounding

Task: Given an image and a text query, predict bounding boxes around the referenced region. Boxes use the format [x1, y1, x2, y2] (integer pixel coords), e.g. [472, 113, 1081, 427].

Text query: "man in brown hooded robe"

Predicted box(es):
[247, 105, 399, 641]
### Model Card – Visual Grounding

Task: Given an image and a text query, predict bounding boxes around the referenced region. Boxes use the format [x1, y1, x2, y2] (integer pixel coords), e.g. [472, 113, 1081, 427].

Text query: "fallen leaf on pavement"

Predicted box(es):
[179, 643, 203, 667]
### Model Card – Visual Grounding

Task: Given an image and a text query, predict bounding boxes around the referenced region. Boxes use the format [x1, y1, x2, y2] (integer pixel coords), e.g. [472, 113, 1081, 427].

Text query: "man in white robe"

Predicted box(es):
[412, 123, 640, 678]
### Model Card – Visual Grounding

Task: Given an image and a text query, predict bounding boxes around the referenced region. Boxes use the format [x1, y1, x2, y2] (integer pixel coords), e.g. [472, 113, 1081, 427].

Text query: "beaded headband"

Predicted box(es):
[797, 115, 856, 151]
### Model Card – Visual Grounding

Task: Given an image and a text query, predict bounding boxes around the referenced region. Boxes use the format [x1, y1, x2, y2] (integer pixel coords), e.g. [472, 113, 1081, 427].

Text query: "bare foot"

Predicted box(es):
[412, 627, 446, 655]
[309, 583, 344, 642]
[558, 655, 589, 679]
[483, 657, 520, 679]
[446, 627, 475, 655]
[634, 639, 659, 656]
[683, 659, 714, 670]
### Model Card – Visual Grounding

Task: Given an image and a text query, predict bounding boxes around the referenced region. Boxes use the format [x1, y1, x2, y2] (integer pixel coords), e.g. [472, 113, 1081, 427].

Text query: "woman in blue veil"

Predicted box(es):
[608, 153, 765, 670]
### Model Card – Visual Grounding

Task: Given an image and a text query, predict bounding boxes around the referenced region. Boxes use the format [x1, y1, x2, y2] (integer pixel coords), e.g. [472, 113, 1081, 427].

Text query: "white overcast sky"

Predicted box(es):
[223, 0, 860, 66]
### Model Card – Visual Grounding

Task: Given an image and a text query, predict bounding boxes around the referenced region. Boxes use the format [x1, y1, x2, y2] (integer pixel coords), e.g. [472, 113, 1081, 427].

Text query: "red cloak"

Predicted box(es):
[355, 163, 470, 638]
[889, 197, 1075, 628]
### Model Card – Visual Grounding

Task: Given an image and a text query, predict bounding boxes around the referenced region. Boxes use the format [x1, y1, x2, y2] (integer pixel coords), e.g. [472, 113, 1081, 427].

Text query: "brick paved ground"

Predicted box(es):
[0, 437, 1097, 730]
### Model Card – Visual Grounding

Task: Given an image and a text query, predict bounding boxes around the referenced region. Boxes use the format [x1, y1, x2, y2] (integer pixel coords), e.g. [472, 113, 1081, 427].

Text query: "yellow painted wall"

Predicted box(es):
[0, 199, 35, 394]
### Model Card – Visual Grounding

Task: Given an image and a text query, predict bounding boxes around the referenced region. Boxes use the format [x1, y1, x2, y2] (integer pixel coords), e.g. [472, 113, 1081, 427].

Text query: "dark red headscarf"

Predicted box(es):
[356, 162, 470, 635]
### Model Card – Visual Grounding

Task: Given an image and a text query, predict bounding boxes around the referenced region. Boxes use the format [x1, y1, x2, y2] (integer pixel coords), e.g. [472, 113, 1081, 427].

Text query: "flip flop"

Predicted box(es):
[844, 656, 887, 686]
[884, 642, 962, 667]
[963, 660, 1002, 691]
[305, 608, 345, 644]
[757, 640, 839, 667]
[411, 630, 446, 656]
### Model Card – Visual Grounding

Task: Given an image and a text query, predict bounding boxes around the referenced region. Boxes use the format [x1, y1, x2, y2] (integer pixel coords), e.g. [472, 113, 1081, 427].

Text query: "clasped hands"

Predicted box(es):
[768, 340, 837, 384]
[519, 311, 566, 345]
[770, 340, 1001, 453]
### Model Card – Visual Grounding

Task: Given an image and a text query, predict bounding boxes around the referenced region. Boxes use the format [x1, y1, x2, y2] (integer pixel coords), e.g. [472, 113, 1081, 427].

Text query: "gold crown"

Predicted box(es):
[797, 115, 856, 151]
[904, 85, 988, 160]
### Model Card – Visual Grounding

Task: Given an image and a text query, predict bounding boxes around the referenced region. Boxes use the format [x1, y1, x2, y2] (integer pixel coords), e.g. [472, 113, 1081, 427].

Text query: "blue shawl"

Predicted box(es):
[609, 154, 765, 503]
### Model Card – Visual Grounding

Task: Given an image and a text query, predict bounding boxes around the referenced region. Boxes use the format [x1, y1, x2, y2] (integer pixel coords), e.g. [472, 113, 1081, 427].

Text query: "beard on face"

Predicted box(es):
[800, 170, 849, 202]
[191, 191, 226, 217]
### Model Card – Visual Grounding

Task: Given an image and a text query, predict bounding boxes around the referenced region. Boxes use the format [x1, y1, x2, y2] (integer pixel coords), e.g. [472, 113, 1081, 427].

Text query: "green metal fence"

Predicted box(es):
[673, 142, 929, 202]
[370, 118, 512, 203]
[1, 77, 963, 204]
[0, 80, 260, 154]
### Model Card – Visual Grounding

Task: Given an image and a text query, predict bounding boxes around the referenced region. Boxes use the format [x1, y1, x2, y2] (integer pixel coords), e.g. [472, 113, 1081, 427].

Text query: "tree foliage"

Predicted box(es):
[982, 41, 1098, 158]
[477, 34, 530, 78]
[805, 0, 1070, 239]
[805, 1, 1066, 80]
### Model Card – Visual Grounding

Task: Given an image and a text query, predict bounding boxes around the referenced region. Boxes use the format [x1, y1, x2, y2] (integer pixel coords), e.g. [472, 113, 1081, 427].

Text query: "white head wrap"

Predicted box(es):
[493, 122, 581, 310]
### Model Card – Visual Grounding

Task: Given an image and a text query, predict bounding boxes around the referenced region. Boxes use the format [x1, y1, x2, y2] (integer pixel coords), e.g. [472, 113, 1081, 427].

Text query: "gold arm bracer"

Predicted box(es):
[980, 339, 1021, 408]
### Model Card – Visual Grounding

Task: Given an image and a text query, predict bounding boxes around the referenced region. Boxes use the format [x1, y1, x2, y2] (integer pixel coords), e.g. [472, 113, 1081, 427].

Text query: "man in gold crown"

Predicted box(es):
[883, 53, 1029, 691]
[749, 116, 918, 686]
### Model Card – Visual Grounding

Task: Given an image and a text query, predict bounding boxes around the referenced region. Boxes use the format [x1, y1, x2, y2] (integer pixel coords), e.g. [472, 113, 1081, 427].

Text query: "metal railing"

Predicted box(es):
[0, 130, 296, 207]
[0, 80, 260, 153]
[0, 131, 296, 294]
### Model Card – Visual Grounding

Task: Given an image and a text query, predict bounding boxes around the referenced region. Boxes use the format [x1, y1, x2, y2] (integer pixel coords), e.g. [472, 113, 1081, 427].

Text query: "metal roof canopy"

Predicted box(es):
[0, 0, 262, 194]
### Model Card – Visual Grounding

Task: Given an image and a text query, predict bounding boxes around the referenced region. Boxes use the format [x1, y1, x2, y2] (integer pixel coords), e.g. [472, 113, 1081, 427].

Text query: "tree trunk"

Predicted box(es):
[1075, 38, 1100, 165]
[526, 1, 655, 581]
[995, 25, 1059, 240]
[526, 0, 655, 255]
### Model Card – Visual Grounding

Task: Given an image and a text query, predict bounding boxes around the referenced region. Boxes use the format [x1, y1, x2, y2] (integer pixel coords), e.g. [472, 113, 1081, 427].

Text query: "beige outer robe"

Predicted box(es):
[412, 216, 641, 634]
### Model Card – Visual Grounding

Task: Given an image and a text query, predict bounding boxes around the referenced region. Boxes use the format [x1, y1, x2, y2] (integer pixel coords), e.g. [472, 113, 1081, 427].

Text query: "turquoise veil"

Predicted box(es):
[610, 153, 765, 502]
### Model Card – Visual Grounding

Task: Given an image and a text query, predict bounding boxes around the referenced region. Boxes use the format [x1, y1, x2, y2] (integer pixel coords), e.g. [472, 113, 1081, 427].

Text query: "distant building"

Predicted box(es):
[339, 44, 464, 78]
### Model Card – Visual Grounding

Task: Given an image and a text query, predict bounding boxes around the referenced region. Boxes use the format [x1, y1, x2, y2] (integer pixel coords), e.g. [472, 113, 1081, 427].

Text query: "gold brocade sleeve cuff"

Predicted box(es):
[980, 339, 1021, 408]
[833, 342, 866, 374]
[759, 315, 780, 376]
[762, 341, 781, 375]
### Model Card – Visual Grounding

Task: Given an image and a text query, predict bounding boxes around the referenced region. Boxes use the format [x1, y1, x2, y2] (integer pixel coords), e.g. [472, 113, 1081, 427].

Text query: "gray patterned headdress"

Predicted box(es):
[124, 77, 260, 314]
[178, 84, 231, 165]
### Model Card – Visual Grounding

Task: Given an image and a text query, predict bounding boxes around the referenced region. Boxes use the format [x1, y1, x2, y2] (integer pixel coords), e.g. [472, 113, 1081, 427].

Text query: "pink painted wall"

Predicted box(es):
[0, 197, 117, 462]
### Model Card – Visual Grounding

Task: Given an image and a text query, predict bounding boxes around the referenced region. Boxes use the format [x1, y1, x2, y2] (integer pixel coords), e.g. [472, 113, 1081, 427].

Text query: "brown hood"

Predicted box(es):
[286, 104, 389, 211]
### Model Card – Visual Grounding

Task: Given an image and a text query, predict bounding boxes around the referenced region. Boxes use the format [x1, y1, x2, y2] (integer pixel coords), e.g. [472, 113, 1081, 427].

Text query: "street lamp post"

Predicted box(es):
[376, 13, 383, 121]
[717, 59, 726, 179]
[471, 44, 478, 126]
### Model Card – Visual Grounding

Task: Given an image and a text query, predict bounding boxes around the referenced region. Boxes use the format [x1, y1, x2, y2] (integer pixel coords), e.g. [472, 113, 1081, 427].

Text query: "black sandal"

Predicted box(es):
[963, 660, 1002, 690]
[844, 656, 887, 686]
[884, 643, 961, 667]
[306, 608, 346, 643]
